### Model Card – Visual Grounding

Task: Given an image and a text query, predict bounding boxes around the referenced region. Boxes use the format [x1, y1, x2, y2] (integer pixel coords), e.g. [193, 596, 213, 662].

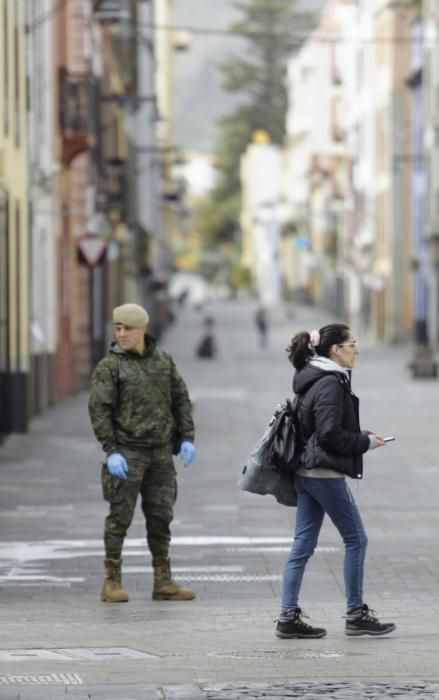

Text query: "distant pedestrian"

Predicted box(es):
[254, 307, 268, 348]
[196, 316, 217, 359]
[89, 303, 196, 604]
[177, 288, 189, 307]
[276, 324, 396, 639]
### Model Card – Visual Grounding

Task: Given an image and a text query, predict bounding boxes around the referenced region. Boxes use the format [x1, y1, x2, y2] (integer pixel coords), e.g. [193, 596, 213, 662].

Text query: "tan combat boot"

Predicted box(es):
[101, 558, 129, 602]
[152, 557, 196, 601]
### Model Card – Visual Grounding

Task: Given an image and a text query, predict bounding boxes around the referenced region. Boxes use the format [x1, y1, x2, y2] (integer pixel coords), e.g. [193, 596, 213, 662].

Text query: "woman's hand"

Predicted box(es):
[367, 432, 385, 449]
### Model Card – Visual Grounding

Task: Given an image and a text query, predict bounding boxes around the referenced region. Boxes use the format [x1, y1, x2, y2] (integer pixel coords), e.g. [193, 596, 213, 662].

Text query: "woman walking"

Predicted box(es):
[276, 324, 395, 639]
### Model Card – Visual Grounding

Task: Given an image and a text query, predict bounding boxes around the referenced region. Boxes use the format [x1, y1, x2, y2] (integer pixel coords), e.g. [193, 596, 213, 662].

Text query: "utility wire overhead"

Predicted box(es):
[136, 22, 429, 45]
[25, 7, 430, 45]
[25, 0, 73, 34]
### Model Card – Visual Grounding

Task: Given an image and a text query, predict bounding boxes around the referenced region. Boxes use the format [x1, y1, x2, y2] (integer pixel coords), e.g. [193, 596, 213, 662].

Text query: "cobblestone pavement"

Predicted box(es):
[3, 682, 439, 699]
[2, 299, 439, 699]
[203, 683, 439, 699]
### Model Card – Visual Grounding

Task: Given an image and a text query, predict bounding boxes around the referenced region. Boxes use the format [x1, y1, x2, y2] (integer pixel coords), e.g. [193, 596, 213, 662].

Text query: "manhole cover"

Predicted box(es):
[0, 647, 156, 662]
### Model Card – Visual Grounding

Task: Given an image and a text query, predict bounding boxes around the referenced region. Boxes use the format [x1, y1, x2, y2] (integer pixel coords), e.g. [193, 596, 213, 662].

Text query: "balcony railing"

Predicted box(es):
[96, 159, 127, 219]
[93, 0, 131, 22]
[59, 68, 95, 165]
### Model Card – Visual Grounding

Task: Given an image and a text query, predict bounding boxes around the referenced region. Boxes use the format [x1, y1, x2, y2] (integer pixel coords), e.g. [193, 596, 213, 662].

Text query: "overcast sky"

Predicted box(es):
[172, 0, 326, 152]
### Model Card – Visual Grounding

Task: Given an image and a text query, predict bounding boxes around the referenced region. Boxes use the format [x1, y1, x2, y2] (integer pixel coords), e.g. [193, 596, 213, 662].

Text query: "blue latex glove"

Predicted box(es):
[179, 440, 196, 467]
[107, 453, 128, 480]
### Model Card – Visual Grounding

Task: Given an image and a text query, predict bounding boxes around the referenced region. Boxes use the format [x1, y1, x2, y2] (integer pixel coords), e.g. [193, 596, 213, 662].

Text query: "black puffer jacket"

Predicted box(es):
[293, 363, 370, 479]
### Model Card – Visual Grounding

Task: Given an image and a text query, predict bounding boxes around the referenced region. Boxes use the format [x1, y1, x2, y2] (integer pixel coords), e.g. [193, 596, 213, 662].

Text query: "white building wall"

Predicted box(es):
[284, 1, 356, 301]
[240, 143, 283, 306]
[343, 5, 377, 323]
[136, 0, 161, 243]
[26, 0, 57, 356]
[423, 1, 439, 345]
[155, 0, 173, 147]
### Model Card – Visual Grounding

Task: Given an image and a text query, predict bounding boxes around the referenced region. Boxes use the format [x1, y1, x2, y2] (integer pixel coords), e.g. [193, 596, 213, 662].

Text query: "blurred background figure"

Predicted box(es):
[196, 316, 217, 359]
[177, 288, 189, 308]
[254, 306, 269, 349]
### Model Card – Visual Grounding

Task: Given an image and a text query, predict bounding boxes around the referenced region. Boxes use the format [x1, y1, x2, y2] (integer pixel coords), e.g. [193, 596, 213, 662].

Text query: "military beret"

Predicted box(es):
[112, 303, 149, 328]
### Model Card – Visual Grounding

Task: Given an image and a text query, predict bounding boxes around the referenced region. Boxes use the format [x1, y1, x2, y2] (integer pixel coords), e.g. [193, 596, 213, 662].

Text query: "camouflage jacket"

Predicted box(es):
[88, 336, 194, 454]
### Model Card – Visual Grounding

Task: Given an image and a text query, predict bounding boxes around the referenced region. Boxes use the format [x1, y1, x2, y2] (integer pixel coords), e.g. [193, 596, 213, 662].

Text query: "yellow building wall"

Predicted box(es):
[0, 0, 29, 373]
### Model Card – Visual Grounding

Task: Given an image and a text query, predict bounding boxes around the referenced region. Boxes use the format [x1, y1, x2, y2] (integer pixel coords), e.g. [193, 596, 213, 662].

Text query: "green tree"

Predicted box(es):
[197, 0, 301, 246]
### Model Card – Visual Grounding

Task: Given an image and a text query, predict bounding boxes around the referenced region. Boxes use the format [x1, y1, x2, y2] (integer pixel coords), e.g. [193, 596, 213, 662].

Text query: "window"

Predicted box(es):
[2, 0, 9, 135]
[376, 107, 388, 174]
[15, 200, 20, 366]
[411, 18, 424, 73]
[13, 0, 20, 147]
[0, 189, 10, 371]
[376, 192, 388, 259]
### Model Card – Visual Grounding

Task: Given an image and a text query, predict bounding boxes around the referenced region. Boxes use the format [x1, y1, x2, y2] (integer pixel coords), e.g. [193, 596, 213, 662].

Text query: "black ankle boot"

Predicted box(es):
[276, 608, 327, 639]
[345, 604, 395, 636]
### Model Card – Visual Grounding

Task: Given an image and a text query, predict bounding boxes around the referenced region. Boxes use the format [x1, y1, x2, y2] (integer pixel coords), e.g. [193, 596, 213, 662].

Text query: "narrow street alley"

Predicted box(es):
[1, 300, 439, 699]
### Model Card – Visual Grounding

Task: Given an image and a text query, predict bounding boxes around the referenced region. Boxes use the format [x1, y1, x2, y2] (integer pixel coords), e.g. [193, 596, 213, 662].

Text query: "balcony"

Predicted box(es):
[92, 0, 131, 22]
[96, 157, 127, 220]
[59, 68, 95, 166]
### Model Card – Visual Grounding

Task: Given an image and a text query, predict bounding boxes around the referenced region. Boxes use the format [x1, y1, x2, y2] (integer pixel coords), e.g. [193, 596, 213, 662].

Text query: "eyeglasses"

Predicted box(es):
[338, 340, 358, 348]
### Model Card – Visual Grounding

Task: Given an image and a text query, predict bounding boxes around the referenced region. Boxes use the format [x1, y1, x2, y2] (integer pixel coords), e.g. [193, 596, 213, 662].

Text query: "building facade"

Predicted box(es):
[1, 0, 168, 440]
[240, 131, 283, 307]
[284, 0, 356, 314]
[0, 0, 29, 437]
[26, 0, 57, 416]
[284, 0, 420, 343]
[420, 0, 439, 348]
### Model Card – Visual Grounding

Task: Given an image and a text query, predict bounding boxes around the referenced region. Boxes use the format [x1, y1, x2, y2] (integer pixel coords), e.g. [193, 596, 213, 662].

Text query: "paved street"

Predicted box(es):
[1, 299, 439, 699]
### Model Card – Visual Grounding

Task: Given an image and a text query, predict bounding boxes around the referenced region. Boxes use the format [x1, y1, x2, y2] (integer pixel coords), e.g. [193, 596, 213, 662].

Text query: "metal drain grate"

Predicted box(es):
[145, 648, 349, 660]
[0, 673, 82, 686]
[206, 649, 346, 660]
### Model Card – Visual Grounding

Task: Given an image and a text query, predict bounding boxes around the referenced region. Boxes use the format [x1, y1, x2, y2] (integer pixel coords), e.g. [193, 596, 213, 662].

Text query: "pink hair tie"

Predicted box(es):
[309, 330, 320, 348]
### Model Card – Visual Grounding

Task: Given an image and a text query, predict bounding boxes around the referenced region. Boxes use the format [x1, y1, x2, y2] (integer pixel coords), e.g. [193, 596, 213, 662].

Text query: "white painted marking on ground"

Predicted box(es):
[0, 537, 338, 586]
[0, 574, 84, 583]
[0, 563, 84, 584]
[161, 536, 300, 546]
[0, 536, 311, 564]
[226, 546, 340, 553]
[124, 565, 243, 574]
[176, 574, 281, 582]
[0, 581, 80, 587]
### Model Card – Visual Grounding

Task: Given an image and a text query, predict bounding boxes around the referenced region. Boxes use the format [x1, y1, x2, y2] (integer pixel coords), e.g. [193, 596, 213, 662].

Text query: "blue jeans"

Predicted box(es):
[281, 475, 368, 612]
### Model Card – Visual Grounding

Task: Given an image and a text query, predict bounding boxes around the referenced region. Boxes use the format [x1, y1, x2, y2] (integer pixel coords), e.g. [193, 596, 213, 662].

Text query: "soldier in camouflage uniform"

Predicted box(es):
[89, 303, 196, 603]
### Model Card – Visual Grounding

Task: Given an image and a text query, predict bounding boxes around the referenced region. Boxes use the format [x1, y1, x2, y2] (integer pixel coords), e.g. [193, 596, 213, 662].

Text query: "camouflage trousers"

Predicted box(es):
[101, 445, 177, 561]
